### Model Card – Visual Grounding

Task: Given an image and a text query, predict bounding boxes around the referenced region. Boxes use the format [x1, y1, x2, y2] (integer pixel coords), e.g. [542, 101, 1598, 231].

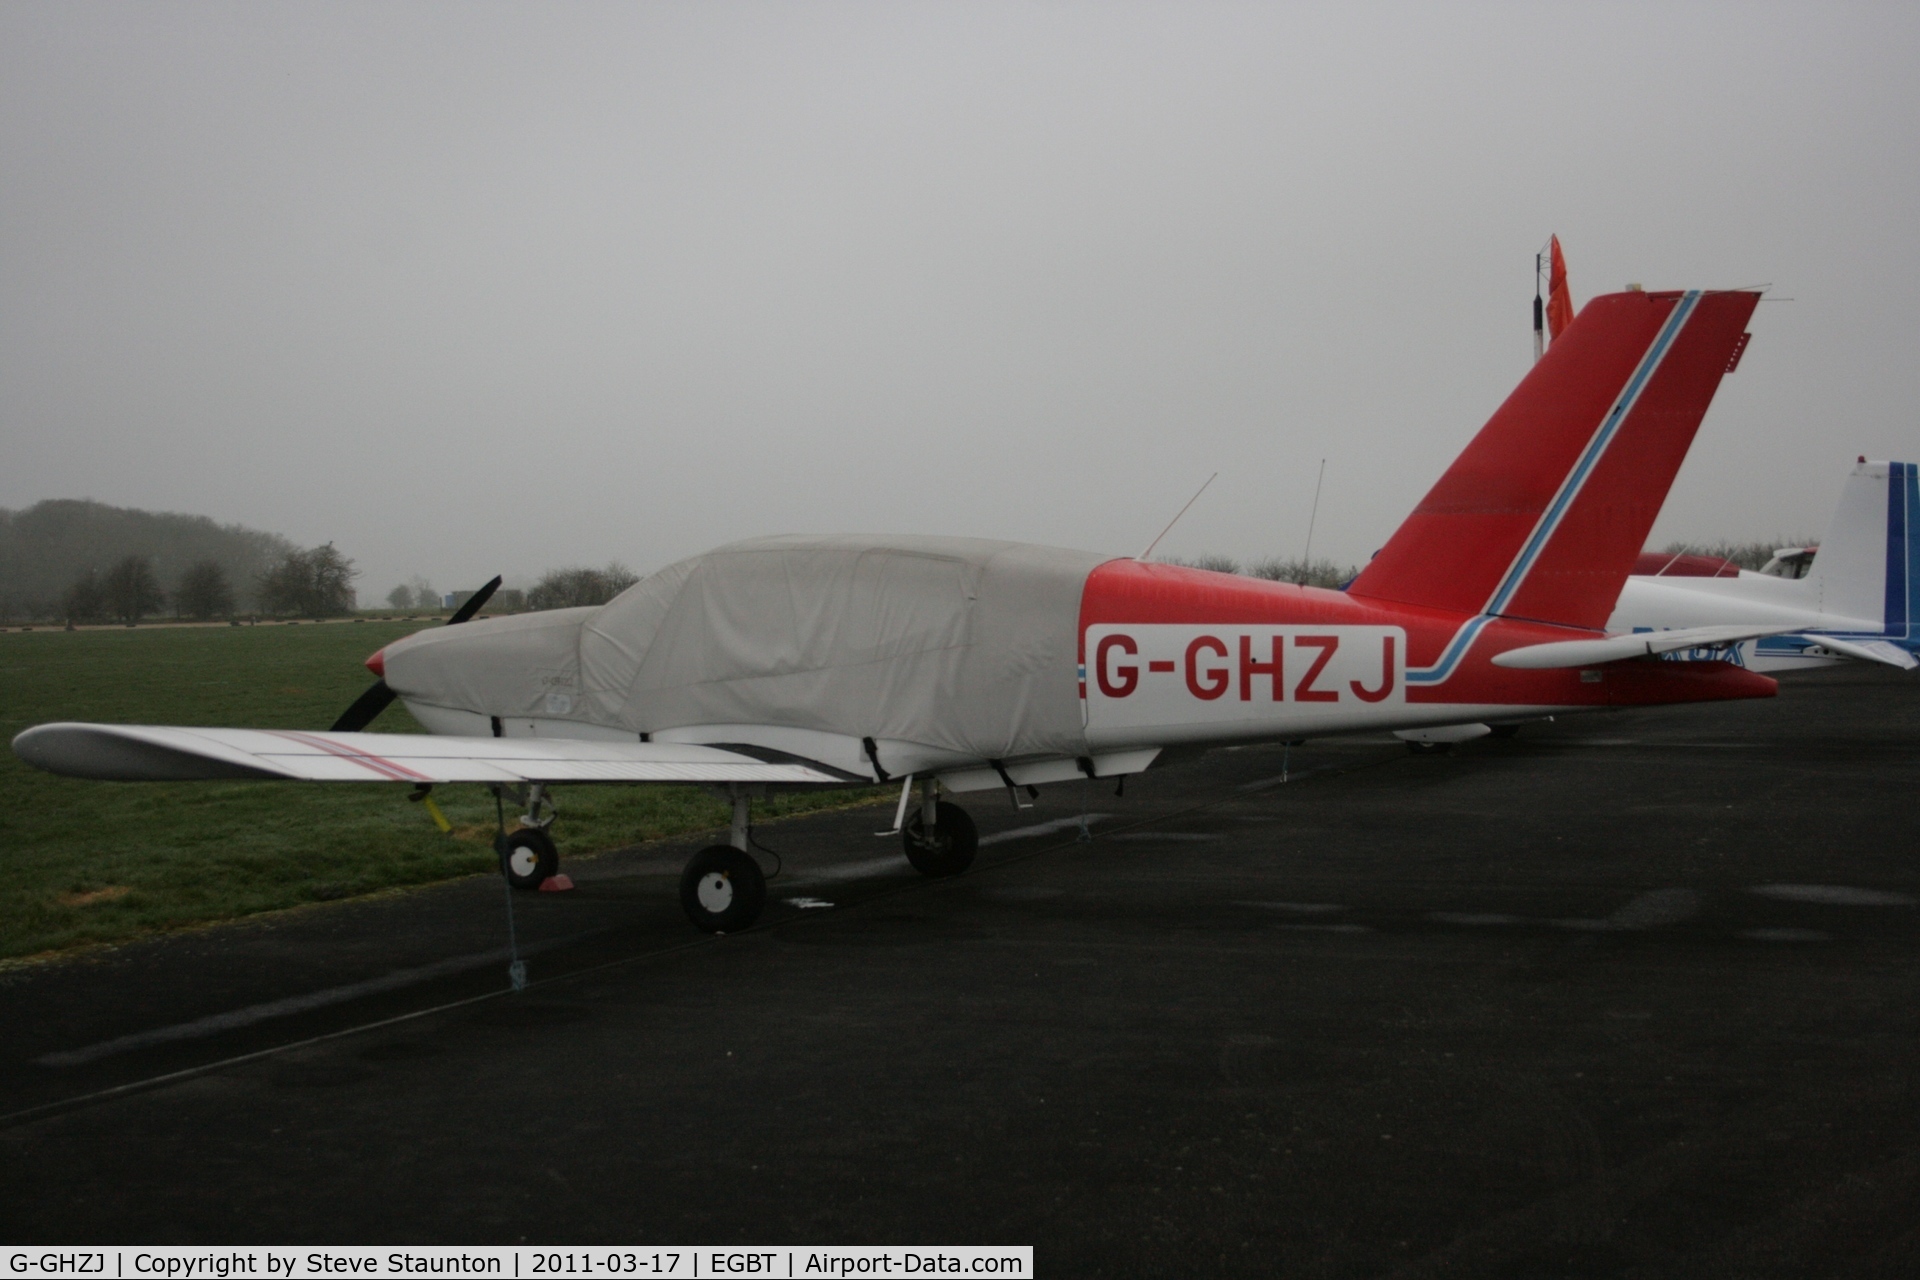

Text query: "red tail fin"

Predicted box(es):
[1346, 288, 1759, 630]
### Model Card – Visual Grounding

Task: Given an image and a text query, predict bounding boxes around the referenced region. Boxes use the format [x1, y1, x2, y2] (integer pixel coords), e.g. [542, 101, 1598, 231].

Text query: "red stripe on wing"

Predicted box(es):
[264, 730, 438, 782]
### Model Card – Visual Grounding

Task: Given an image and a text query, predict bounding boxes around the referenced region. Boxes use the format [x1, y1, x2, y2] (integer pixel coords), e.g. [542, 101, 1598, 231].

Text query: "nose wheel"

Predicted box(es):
[493, 783, 563, 891]
[500, 826, 558, 891]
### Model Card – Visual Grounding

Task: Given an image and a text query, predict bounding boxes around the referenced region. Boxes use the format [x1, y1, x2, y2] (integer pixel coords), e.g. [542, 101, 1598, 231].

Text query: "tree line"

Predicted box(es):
[26, 535, 1823, 630]
[57, 543, 360, 625]
[1161, 540, 1816, 585]
[1156, 554, 1360, 588]
[0, 499, 299, 623]
[43, 545, 646, 627]
[378, 564, 641, 615]
[1656, 539, 1811, 571]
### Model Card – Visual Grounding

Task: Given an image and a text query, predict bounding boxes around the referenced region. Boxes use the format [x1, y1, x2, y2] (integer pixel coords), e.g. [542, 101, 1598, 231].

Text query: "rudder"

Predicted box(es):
[1348, 289, 1760, 630]
[1808, 459, 1917, 637]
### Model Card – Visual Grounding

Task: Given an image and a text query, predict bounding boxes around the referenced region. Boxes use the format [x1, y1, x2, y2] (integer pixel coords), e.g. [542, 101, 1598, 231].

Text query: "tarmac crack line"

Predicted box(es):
[35, 935, 586, 1068]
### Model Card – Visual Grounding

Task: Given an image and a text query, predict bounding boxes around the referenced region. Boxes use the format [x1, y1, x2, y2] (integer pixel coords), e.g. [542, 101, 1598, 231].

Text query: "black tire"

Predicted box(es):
[1404, 740, 1453, 756]
[902, 801, 978, 877]
[680, 844, 766, 933]
[1487, 723, 1522, 739]
[500, 827, 558, 891]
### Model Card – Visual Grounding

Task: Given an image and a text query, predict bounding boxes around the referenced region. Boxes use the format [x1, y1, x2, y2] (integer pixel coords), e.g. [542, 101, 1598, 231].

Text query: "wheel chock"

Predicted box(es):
[538, 874, 575, 892]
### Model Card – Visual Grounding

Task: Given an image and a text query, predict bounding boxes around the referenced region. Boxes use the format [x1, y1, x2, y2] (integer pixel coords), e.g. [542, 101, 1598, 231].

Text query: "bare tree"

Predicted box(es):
[176, 559, 234, 620]
[1660, 539, 1812, 572]
[1249, 556, 1357, 588]
[103, 555, 165, 624]
[528, 563, 639, 611]
[61, 568, 107, 624]
[257, 554, 303, 616]
[1158, 554, 1242, 575]
[258, 544, 358, 617]
[309, 544, 356, 614]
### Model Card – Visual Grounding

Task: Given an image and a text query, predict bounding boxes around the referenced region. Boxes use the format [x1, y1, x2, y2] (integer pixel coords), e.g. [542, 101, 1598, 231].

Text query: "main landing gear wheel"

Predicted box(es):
[501, 826, 558, 891]
[903, 801, 978, 877]
[1487, 723, 1522, 739]
[1404, 740, 1453, 756]
[680, 845, 767, 933]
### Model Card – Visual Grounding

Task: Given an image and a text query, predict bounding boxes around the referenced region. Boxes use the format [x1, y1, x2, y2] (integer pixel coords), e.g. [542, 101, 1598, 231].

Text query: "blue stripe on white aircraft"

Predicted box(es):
[1608, 458, 1920, 673]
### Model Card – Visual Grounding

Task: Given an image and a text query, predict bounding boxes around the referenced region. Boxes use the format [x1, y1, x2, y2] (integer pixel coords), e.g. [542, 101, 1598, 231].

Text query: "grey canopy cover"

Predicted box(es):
[387, 536, 1113, 762]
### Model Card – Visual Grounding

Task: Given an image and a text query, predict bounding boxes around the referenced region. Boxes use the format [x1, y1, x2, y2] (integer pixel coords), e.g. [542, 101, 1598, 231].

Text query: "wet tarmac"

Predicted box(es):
[4, 665, 1918, 1276]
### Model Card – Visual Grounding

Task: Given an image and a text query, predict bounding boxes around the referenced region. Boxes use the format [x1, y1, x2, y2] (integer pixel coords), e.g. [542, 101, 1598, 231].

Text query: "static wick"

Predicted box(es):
[1139, 472, 1218, 562]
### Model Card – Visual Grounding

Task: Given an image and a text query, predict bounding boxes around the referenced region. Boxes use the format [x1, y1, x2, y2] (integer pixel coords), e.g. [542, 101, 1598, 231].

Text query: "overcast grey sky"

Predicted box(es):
[5, 2, 1917, 596]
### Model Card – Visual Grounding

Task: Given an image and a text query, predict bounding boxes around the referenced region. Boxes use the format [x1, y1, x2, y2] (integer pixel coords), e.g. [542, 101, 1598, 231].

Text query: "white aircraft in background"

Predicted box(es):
[18, 285, 1798, 933]
[1611, 458, 1920, 673]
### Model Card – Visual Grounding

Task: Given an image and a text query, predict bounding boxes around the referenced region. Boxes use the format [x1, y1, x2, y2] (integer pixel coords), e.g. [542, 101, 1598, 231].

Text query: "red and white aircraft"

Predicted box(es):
[16, 286, 1771, 932]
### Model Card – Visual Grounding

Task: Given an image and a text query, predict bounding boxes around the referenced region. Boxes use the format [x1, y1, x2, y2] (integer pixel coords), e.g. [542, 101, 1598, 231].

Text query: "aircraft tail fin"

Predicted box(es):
[1347, 288, 1760, 630]
[1807, 459, 1917, 637]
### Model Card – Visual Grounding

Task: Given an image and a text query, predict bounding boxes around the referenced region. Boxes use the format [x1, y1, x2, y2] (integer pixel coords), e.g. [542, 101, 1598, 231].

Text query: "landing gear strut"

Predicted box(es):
[902, 778, 977, 877]
[680, 785, 768, 933]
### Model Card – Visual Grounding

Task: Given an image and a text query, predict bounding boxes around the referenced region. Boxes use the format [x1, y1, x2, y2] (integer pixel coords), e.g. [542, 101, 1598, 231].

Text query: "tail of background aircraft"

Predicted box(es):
[1805, 459, 1917, 637]
[1348, 289, 1760, 630]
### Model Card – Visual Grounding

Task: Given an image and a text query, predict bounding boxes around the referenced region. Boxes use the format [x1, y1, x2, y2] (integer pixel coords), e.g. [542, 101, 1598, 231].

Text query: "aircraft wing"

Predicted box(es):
[10, 723, 855, 785]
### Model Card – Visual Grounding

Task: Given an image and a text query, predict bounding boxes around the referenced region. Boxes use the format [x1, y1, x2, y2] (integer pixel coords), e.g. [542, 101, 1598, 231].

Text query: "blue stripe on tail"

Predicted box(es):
[1886, 461, 1911, 638]
[1903, 462, 1919, 641]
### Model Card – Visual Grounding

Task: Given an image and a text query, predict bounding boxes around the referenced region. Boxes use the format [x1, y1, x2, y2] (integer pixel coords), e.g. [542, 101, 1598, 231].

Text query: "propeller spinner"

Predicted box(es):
[329, 576, 502, 732]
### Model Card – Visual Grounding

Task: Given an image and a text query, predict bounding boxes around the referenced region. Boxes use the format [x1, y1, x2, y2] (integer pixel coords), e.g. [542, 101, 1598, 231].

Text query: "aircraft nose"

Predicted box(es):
[365, 647, 387, 678]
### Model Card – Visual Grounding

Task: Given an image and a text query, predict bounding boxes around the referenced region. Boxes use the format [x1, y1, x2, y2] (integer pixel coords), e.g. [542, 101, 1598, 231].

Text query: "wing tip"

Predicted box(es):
[12, 722, 285, 781]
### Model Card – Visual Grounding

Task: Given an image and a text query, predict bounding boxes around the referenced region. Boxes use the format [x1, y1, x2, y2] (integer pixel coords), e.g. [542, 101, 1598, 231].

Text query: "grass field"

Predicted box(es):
[0, 620, 885, 961]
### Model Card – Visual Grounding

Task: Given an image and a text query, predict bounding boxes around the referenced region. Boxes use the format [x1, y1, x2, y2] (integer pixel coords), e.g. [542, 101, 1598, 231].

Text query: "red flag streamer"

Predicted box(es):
[1546, 235, 1574, 341]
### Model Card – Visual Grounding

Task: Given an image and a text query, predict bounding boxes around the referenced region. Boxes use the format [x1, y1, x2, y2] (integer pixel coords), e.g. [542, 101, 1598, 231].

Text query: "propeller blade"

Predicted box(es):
[326, 576, 500, 732]
[330, 679, 398, 733]
[448, 575, 503, 626]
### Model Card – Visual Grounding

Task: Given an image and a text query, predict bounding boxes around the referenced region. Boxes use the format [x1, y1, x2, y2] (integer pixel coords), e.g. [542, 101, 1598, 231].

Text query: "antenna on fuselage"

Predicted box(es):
[1138, 472, 1218, 562]
[1301, 458, 1327, 567]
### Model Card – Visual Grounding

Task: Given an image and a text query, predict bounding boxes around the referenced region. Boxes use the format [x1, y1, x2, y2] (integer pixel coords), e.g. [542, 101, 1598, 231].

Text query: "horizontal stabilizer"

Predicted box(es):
[11, 723, 849, 785]
[1801, 635, 1920, 670]
[1492, 625, 1786, 669]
